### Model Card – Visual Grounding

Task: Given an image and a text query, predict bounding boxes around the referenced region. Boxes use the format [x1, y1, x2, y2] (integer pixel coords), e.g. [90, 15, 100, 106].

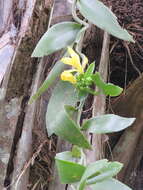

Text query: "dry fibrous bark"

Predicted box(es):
[48, 1, 73, 190]
[0, 0, 13, 36]
[103, 0, 143, 87]
[47, 2, 107, 190]
[0, 0, 52, 189]
[100, 1, 143, 188]
[0, 0, 16, 83]
[1, 0, 142, 190]
[110, 74, 143, 188]
[92, 32, 110, 160]
[124, 132, 143, 188]
[85, 32, 110, 165]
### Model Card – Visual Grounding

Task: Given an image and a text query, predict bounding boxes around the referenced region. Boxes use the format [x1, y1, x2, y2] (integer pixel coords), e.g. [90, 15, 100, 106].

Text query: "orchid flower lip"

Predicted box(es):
[61, 47, 88, 74]
[60, 47, 89, 85]
[61, 70, 77, 84]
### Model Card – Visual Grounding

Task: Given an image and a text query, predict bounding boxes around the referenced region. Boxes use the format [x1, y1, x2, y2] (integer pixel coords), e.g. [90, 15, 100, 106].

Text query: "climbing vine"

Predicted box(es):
[30, 0, 135, 189]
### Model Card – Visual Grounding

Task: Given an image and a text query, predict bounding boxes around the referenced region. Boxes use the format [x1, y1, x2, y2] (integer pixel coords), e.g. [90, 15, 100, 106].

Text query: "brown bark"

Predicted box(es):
[124, 132, 143, 188]
[0, 0, 52, 189]
[110, 74, 143, 187]
[85, 32, 110, 166]
[1, 1, 136, 190]
[48, 1, 73, 190]
[47, 2, 107, 190]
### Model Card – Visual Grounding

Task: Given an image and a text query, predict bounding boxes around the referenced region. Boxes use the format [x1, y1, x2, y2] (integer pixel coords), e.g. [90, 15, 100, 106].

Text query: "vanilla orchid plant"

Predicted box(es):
[30, 0, 135, 189]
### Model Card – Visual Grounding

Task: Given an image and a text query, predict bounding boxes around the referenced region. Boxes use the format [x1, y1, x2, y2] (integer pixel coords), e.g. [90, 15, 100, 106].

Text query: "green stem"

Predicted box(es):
[69, 2, 89, 189]
[86, 172, 112, 185]
[81, 148, 87, 166]
[72, 0, 89, 46]
[72, 0, 89, 27]
[84, 87, 100, 96]
[77, 100, 87, 167]
[71, 184, 77, 190]
[77, 100, 84, 125]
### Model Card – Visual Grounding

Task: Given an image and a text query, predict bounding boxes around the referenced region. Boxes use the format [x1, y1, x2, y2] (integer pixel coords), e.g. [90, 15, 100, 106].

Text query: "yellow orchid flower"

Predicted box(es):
[61, 47, 88, 74]
[60, 47, 88, 84]
[82, 54, 88, 70]
[61, 70, 76, 84]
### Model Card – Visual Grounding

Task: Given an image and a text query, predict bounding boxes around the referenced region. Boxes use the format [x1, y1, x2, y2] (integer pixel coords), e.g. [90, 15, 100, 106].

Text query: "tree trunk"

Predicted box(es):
[110, 74, 143, 189]
[0, 0, 52, 189]
[1, 0, 142, 190]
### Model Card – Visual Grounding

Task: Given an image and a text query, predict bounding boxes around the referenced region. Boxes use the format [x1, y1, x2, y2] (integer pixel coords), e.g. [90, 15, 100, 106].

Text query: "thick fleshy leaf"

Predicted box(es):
[86, 162, 123, 185]
[103, 83, 123, 97]
[78, 160, 123, 190]
[82, 114, 135, 134]
[55, 151, 86, 184]
[92, 72, 123, 97]
[32, 22, 82, 57]
[84, 62, 95, 78]
[78, 159, 108, 190]
[90, 178, 132, 190]
[77, 0, 134, 42]
[29, 61, 65, 104]
[72, 146, 82, 158]
[46, 81, 91, 149]
[92, 72, 105, 89]
[78, 91, 88, 101]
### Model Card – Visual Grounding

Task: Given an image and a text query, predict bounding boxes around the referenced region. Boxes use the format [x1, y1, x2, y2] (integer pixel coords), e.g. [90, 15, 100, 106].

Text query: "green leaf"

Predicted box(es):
[75, 26, 88, 43]
[55, 151, 86, 184]
[29, 61, 66, 104]
[92, 72, 105, 89]
[66, 105, 78, 121]
[84, 62, 95, 78]
[32, 22, 82, 57]
[78, 159, 108, 190]
[78, 160, 123, 190]
[92, 72, 123, 97]
[46, 81, 77, 135]
[103, 83, 123, 97]
[86, 162, 123, 185]
[90, 178, 132, 190]
[72, 146, 82, 158]
[46, 81, 91, 149]
[77, 0, 134, 42]
[82, 114, 135, 134]
[77, 90, 88, 101]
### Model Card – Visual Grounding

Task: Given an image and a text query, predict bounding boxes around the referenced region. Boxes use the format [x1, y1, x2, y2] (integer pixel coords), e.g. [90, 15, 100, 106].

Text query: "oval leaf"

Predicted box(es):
[91, 178, 132, 190]
[82, 114, 135, 134]
[46, 81, 91, 149]
[92, 72, 123, 97]
[32, 22, 82, 57]
[72, 145, 82, 158]
[78, 159, 108, 190]
[77, 0, 134, 42]
[84, 62, 95, 78]
[29, 61, 66, 104]
[92, 72, 105, 89]
[103, 83, 123, 97]
[55, 151, 86, 184]
[86, 162, 123, 185]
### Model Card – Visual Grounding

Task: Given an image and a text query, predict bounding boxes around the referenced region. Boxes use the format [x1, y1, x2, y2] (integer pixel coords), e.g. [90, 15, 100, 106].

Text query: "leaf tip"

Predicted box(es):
[31, 50, 41, 58]
[28, 98, 34, 105]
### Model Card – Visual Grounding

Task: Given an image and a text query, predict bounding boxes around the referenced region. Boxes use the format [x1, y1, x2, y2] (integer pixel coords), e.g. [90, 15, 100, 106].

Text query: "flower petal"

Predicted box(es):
[68, 47, 83, 73]
[72, 56, 83, 73]
[61, 71, 77, 84]
[67, 47, 79, 59]
[61, 57, 73, 66]
[82, 55, 88, 69]
[61, 56, 83, 73]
